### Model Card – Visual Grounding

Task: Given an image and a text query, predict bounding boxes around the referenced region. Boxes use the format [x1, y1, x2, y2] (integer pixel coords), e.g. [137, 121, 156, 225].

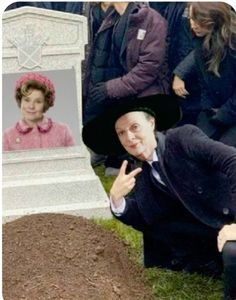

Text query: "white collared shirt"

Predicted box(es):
[147, 151, 166, 186]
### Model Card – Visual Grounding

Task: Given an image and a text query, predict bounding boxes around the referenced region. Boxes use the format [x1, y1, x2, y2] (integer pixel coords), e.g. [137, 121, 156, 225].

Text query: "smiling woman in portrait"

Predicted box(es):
[3, 72, 75, 151]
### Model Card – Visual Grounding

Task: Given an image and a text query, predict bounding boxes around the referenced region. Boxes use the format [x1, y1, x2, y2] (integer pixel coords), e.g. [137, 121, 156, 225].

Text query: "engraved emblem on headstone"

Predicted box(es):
[9, 24, 48, 69]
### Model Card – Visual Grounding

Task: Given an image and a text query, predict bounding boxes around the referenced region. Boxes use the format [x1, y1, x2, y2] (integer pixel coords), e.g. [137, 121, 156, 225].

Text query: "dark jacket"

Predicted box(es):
[174, 38, 236, 126]
[173, 13, 201, 115]
[162, 2, 187, 73]
[195, 40, 236, 126]
[173, 49, 196, 81]
[86, 3, 114, 46]
[113, 125, 236, 269]
[82, 6, 120, 122]
[102, 3, 170, 98]
[84, 4, 169, 99]
[87, 9, 123, 86]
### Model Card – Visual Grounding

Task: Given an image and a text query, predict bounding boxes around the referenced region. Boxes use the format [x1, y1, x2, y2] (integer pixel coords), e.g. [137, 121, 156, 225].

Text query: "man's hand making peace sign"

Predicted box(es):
[110, 160, 142, 208]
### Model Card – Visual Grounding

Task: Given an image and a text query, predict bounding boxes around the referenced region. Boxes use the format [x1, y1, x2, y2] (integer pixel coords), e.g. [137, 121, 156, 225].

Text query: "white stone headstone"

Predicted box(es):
[2, 7, 111, 222]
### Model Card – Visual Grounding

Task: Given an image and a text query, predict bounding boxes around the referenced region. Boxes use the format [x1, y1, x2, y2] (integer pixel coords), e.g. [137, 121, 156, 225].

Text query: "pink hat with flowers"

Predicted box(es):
[15, 72, 56, 105]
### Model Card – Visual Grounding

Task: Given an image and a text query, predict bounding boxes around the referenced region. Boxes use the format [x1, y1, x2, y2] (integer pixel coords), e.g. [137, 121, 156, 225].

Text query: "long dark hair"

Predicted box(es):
[189, 2, 236, 76]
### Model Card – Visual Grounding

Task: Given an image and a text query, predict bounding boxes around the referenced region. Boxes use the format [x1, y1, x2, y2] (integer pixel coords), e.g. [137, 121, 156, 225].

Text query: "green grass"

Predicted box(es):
[94, 165, 223, 300]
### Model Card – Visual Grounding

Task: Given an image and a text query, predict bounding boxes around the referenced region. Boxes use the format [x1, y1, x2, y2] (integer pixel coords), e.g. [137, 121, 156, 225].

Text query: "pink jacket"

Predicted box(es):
[3, 117, 75, 151]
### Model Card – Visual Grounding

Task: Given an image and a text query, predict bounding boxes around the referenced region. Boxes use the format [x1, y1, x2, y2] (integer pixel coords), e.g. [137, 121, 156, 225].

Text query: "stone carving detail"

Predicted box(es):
[8, 24, 48, 69]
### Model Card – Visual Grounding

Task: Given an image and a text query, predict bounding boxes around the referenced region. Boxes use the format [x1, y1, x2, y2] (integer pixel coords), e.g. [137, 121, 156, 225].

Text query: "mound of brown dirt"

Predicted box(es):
[3, 213, 155, 300]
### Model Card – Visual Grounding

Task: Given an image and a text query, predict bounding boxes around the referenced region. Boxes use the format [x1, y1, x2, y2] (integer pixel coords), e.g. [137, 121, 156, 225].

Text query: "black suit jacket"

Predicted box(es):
[113, 125, 236, 268]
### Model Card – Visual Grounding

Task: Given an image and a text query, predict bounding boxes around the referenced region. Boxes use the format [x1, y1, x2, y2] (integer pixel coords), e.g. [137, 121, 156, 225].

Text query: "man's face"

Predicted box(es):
[115, 111, 157, 161]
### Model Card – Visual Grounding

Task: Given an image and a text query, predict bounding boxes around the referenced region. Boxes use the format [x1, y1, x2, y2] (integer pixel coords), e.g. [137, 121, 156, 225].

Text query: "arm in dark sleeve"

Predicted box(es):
[168, 125, 236, 214]
[197, 53, 236, 124]
[106, 12, 168, 98]
[112, 195, 149, 232]
[173, 50, 197, 80]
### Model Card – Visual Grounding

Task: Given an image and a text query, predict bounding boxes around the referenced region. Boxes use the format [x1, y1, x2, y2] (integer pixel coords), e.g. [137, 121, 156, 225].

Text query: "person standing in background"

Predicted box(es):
[173, 2, 236, 147]
[83, 2, 169, 175]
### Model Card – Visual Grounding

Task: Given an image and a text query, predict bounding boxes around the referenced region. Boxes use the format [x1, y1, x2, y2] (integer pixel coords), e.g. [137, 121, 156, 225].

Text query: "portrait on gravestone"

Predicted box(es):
[3, 69, 79, 151]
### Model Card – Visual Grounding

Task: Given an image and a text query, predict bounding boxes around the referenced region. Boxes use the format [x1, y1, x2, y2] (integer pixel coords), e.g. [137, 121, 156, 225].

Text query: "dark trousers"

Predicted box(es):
[143, 220, 221, 275]
[144, 221, 236, 299]
[222, 241, 236, 300]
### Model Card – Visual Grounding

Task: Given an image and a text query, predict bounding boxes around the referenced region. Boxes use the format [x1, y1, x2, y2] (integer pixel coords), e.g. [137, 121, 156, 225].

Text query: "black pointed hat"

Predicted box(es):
[82, 94, 181, 155]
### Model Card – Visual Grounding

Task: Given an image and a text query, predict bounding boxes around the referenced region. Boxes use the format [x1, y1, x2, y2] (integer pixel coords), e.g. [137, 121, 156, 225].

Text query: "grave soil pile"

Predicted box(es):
[3, 213, 155, 300]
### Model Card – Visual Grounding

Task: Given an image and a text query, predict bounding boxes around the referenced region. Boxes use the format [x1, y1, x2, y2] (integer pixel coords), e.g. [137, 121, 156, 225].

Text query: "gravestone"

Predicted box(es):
[2, 7, 111, 222]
